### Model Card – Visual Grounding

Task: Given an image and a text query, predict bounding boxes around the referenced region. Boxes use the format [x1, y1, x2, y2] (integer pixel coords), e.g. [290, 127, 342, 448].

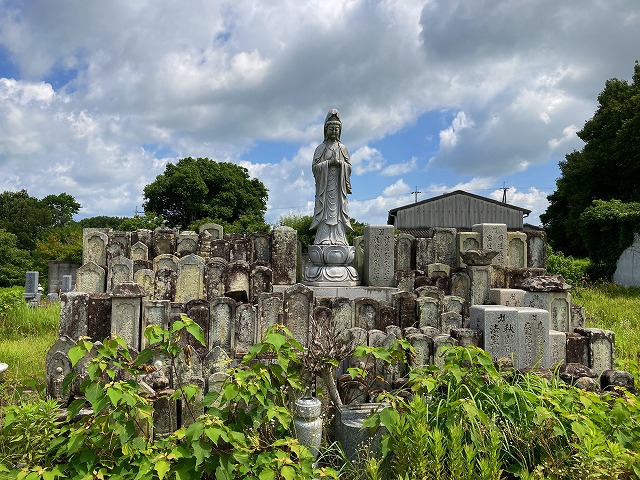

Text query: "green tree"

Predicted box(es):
[143, 157, 268, 229]
[117, 212, 165, 231]
[541, 61, 640, 256]
[78, 216, 127, 229]
[40, 193, 81, 228]
[0, 190, 52, 250]
[0, 229, 33, 287]
[34, 224, 83, 265]
[0, 190, 80, 251]
[277, 214, 314, 249]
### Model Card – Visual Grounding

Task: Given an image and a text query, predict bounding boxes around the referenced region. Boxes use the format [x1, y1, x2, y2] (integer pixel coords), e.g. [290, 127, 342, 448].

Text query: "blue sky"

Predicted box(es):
[1, 1, 639, 227]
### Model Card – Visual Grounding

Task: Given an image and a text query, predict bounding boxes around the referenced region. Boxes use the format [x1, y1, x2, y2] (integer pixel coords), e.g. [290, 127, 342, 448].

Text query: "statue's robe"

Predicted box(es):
[310, 141, 353, 245]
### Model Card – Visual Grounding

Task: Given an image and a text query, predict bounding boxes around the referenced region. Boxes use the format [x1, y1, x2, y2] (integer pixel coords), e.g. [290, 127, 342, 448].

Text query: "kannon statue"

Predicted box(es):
[304, 109, 359, 286]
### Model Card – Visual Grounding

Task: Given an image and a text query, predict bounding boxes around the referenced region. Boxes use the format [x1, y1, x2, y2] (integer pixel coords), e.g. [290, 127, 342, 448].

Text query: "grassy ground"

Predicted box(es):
[0, 288, 59, 403]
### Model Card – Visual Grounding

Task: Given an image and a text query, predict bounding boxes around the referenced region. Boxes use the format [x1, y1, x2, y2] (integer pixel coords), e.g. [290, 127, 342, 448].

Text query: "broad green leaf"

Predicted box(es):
[185, 319, 205, 346]
[68, 344, 88, 367]
[154, 459, 170, 480]
[281, 465, 296, 480]
[259, 468, 276, 480]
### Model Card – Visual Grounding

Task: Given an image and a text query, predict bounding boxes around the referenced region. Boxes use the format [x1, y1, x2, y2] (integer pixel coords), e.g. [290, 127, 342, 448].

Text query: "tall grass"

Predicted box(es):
[0, 287, 59, 388]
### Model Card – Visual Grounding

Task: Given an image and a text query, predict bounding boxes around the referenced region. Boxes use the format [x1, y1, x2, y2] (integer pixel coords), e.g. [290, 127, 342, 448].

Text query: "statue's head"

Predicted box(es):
[324, 108, 342, 141]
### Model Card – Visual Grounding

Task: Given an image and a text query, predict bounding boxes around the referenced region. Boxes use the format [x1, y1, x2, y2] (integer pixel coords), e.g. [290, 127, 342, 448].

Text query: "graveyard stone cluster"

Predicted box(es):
[43, 218, 631, 438]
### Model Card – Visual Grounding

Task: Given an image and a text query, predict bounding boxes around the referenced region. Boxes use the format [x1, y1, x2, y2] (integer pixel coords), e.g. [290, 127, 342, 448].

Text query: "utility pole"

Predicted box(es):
[501, 182, 510, 203]
[411, 186, 421, 203]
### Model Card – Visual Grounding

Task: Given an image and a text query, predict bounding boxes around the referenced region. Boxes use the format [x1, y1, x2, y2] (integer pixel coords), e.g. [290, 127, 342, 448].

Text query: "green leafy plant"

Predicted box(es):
[9, 318, 328, 479]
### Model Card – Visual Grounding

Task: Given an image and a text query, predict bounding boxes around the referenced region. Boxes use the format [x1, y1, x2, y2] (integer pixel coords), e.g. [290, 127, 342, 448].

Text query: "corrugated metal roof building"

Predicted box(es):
[387, 190, 531, 233]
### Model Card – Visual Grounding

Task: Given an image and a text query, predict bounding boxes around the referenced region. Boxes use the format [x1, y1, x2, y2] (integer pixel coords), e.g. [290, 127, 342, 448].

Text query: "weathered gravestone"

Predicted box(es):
[272, 226, 298, 285]
[76, 262, 106, 293]
[363, 226, 395, 287]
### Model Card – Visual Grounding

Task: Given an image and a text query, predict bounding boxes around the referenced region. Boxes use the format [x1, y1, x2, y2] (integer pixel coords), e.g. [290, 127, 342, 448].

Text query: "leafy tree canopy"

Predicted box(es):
[541, 61, 640, 256]
[78, 216, 127, 229]
[0, 228, 33, 287]
[143, 157, 269, 230]
[117, 212, 165, 231]
[0, 190, 80, 250]
[578, 199, 640, 279]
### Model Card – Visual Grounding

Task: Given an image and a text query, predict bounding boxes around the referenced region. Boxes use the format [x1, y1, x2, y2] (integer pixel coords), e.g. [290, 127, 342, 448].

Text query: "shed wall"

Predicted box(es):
[394, 195, 524, 230]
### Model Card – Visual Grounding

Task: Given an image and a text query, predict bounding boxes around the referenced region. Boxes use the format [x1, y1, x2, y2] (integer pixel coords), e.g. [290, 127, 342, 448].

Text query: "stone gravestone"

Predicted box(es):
[108, 231, 131, 261]
[272, 226, 298, 285]
[134, 269, 155, 300]
[574, 327, 615, 375]
[546, 330, 566, 369]
[141, 300, 171, 349]
[228, 235, 250, 263]
[363, 226, 395, 287]
[210, 239, 230, 261]
[283, 284, 313, 348]
[526, 231, 547, 269]
[514, 307, 549, 370]
[469, 305, 517, 362]
[354, 298, 379, 331]
[257, 293, 283, 342]
[175, 254, 206, 303]
[87, 293, 112, 342]
[130, 241, 149, 262]
[507, 232, 528, 268]
[23, 271, 39, 301]
[332, 297, 354, 334]
[235, 304, 257, 356]
[415, 237, 433, 272]
[46, 336, 75, 405]
[108, 256, 134, 291]
[154, 269, 177, 301]
[209, 297, 236, 355]
[185, 300, 210, 359]
[472, 223, 507, 267]
[153, 228, 177, 257]
[154, 254, 179, 274]
[59, 292, 89, 340]
[250, 232, 272, 265]
[489, 288, 524, 307]
[393, 291, 417, 329]
[205, 258, 228, 299]
[76, 262, 106, 293]
[250, 265, 272, 304]
[432, 228, 457, 268]
[417, 296, 441, 330]
[177, 231, 199, 257]
[83, 229, 108, 266]
[524, 291, 572, 332]
[111, 282, 146, 351]
[199, 223, 224, 240]
[225, 260, 250, 302]
[395, 233, 415, 271]
[60, 275, 73, 293]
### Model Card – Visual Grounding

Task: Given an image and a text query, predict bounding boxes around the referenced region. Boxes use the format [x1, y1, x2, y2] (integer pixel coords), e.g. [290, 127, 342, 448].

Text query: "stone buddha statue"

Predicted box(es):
[304, 109, 359, 286]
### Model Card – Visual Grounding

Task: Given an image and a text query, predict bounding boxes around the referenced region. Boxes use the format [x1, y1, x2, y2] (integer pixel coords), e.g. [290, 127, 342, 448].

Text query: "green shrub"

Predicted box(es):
[546, 246, 591, 287]
[8, 319, 324, 479]
[0, 397, 61, 468]
[363, 346, 640, 479]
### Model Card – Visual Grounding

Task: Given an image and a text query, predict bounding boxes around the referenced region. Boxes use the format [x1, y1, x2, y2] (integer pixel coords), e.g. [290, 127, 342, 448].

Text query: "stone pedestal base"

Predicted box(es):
[303, 265, 360, 286]
[303, 244, 360, 286]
